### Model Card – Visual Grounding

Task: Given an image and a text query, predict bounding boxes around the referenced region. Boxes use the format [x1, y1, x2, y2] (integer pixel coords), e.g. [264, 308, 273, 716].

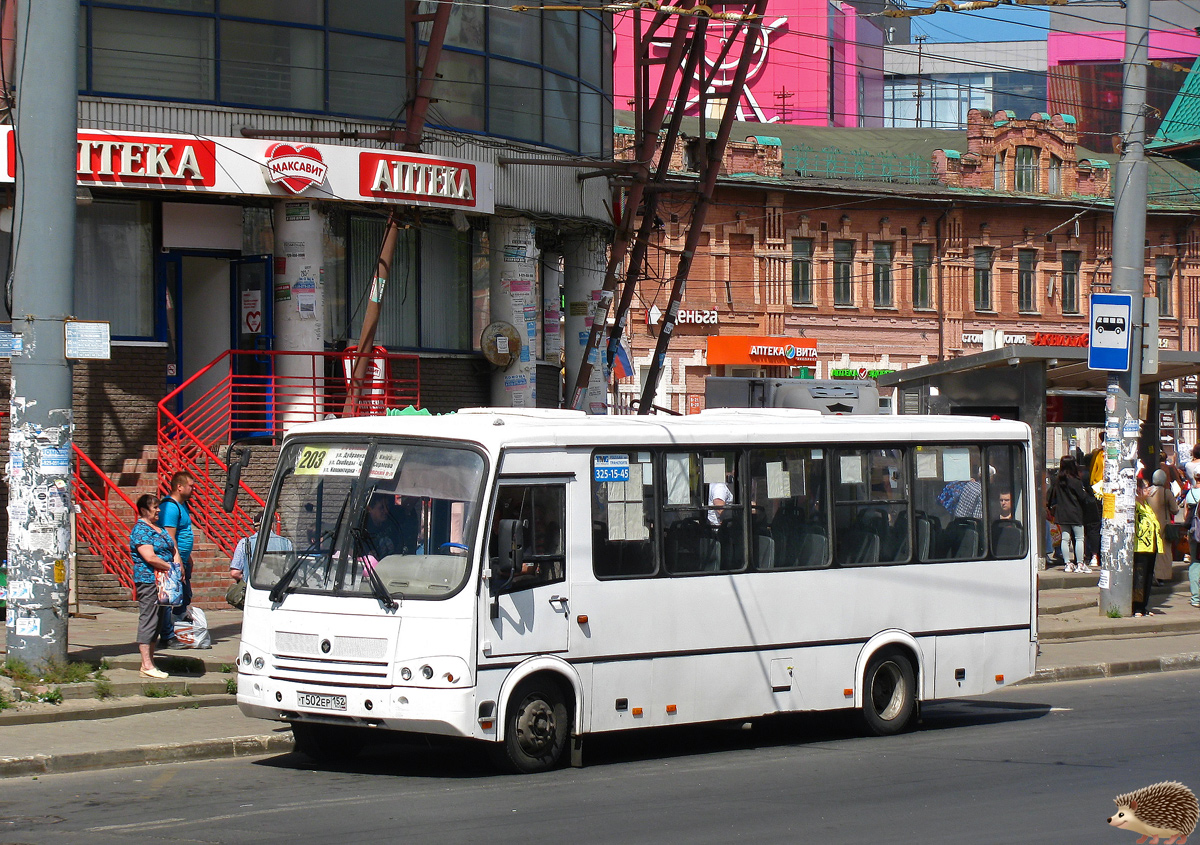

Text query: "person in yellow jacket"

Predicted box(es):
[1134, 476, 1164, 617]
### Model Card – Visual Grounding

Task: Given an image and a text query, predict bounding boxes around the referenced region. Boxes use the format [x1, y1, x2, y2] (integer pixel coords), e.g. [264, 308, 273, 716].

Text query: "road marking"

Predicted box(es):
[1049, 707, 1073, 712]
[87, 795, 383, 833]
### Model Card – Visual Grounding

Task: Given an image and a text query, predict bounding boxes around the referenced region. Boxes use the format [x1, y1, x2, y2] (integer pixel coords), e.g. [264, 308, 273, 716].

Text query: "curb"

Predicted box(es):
[0, 732, 294, 778]
[1018, 652, 1200, 685]
[0, 695, 234, 727]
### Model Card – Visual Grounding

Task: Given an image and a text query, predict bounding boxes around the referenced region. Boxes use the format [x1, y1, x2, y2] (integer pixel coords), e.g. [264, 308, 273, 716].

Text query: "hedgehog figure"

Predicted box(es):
[1108, 782, 1199, 844]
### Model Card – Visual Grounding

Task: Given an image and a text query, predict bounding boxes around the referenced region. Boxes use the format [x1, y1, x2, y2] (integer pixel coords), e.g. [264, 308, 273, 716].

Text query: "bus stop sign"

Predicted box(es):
[1088, 293, 1133, 372]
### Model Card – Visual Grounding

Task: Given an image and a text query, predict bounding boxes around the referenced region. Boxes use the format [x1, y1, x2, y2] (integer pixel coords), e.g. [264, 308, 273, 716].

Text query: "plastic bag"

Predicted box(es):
[156, 561, 184, 606]
[173, 606, 212, 649]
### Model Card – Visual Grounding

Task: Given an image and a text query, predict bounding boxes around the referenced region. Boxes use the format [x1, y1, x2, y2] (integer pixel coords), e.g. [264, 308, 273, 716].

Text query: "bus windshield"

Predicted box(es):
[250, 440, 487, 601]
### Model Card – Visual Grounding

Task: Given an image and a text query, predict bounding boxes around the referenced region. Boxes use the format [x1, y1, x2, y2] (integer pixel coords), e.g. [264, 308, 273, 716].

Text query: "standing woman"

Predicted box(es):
[1048, 456, 1088, 572]
[1146, 468, 1180, 583]
[1133, 477, 1164, 616]
[130, 494, 175, 679]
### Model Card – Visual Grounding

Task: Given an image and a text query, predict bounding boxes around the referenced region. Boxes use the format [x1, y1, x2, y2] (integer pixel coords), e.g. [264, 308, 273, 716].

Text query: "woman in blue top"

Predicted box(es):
[129, 494, 175, 679]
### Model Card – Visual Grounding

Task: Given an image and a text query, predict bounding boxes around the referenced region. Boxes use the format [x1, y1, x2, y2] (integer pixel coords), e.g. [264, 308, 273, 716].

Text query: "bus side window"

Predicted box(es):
[833, 448, 908, 566]
[592, 452, 656, 578]
[489, 484, 566, 593]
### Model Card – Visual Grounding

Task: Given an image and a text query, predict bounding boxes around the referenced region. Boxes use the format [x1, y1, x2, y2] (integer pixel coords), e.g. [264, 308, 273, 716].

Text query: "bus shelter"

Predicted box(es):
[877, 345, 1200, 560]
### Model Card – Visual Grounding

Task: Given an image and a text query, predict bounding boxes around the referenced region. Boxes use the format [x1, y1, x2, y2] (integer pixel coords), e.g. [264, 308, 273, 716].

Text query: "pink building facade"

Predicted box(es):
[1047, 29, 1200, 142]
[612, 1, 884, 127]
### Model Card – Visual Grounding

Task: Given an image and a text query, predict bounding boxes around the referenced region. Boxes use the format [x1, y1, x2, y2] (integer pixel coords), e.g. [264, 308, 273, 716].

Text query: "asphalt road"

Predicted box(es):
[4, 671, 1200, 845]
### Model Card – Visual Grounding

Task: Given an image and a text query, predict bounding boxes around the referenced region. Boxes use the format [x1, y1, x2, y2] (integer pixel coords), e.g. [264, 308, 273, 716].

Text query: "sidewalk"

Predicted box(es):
[3, 567, 1200, 778]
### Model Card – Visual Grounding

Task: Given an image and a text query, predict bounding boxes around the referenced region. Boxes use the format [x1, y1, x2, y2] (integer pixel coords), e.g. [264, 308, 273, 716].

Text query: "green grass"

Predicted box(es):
[1106, 606, 1123, 618]
[0, 690, 12, 710]
[93, 678, 115, 700]
[143, 685, 177, 698]
[225, 676, 238, 695]
[4, 657, 96, 685]
[34, 687, 63, 705]
[220, 664, 235, 674]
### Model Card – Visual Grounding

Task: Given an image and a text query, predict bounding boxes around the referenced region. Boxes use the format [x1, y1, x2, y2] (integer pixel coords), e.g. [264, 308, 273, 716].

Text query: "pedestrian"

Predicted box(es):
[1047, 455, 1089, 572]
[229, 511, 293, 584]
[1082, 448, 1103, 568]
[159, 470, 195, 647]
[1186, 444, 1200, 487]
[1146, 468, 1179, 583]
[1185, 483, 1200, 609]
[129, 494, 174, 679]
[1133, 476, 1163, 617]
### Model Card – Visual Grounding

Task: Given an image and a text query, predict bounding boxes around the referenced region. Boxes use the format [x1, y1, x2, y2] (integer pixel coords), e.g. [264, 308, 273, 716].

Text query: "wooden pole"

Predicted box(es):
[345, 212, 400, 415]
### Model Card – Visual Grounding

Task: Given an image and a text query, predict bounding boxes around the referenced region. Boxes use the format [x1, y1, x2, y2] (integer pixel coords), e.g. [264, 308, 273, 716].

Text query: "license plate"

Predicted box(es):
[297, 691, 347, 711]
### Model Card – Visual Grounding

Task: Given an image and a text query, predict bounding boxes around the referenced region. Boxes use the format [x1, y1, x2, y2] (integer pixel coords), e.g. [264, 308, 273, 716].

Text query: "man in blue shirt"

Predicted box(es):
[159, 470, 195, 646]
[230, 511, 293, 584]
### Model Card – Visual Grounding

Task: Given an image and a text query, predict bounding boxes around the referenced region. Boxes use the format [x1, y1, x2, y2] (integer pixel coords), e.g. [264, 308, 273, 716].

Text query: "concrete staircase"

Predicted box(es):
[76, 444, 229, 611]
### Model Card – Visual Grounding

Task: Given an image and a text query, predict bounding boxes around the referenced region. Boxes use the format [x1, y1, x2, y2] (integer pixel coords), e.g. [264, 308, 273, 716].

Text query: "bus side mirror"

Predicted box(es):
[496, 518, 527, 581]
[223, 447, 252, 513]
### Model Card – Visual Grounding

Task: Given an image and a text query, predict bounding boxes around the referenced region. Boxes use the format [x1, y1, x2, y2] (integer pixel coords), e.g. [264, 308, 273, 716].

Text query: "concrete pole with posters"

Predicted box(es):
[563, 231, 608, 414]
[273, 199, 325, 428]
[5, 0, 78, 667]
[1099, 0, 1149, 617]
[542, 251, 564, 406]
[489, 217, 539, 408]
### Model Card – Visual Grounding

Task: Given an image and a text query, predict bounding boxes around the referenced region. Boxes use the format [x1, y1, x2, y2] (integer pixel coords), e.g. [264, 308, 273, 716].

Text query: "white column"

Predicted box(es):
[564, 231, 608, 414]
[489, 217, 539, 408]
[273, 199, 325, 428]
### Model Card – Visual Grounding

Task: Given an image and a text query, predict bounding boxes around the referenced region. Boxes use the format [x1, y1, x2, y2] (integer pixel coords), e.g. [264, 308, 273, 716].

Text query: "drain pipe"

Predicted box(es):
[934, 203, 953, 362]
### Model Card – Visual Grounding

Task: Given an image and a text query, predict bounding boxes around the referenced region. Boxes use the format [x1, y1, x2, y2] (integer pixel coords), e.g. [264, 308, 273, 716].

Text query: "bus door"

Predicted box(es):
[486, 479, 570, 657]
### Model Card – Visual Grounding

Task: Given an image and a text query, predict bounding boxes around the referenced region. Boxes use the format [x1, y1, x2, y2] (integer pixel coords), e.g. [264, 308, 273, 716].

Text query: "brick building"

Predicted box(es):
[613, 109, 1200, 419]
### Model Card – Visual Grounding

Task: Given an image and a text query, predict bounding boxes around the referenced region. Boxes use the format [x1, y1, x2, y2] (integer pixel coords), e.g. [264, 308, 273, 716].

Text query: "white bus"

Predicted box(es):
[236, 408, 1037, 772]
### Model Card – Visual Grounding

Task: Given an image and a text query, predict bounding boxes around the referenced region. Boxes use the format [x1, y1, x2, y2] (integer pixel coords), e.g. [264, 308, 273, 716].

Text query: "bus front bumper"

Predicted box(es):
[237, 674, 479, 739]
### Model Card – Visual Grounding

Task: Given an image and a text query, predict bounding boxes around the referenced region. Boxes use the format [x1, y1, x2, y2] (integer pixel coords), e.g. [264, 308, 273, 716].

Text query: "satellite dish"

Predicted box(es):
[480, 321, 522, 367]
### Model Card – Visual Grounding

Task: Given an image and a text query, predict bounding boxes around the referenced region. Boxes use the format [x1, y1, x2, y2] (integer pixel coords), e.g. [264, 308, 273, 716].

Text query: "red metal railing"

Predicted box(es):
[72, 443, 137, 593]
[156, 349, 421, 559]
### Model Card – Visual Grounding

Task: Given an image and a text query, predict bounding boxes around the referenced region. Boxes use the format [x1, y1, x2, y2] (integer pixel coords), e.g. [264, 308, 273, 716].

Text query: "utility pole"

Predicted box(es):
[6, 1, 79, 667]
[1099, 0, 1149, 617]
[774, 87, 793, 123]
[913, 35, 928, 128]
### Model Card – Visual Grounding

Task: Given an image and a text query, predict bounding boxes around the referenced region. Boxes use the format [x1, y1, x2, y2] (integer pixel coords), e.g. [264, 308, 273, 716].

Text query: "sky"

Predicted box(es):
[910, 6, 1051, 44]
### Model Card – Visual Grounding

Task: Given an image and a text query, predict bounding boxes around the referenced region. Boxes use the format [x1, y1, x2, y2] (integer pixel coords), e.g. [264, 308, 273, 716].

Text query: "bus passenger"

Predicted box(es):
[362, 493, 402, 557]
[708, 473, 733, 526]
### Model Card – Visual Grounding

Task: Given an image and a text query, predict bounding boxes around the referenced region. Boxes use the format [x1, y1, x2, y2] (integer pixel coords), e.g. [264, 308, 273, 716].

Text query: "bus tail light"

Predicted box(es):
[481, 721, 493, 730]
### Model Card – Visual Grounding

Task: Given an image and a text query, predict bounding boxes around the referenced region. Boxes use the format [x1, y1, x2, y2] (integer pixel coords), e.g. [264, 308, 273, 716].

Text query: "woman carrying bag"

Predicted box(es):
[1048, 456, 1089, 572]
[129, 494, 180, 679]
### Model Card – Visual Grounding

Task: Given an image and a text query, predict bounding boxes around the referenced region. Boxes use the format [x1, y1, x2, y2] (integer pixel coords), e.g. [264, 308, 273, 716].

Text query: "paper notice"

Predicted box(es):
[766, 461, 790, 499]
[942, 448, 972, 482]
[840, 454, 863, 485]
[916, 451, 938, 479]
[702, 457, 726, 485]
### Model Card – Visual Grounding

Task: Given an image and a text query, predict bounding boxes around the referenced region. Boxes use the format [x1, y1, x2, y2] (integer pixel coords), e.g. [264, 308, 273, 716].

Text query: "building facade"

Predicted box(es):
[612, 110, 1200, 420]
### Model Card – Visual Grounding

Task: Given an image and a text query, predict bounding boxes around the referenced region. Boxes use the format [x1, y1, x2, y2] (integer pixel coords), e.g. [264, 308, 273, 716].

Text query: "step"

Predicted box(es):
[101, 652, 237, 675]
[55, 667, 235, 701]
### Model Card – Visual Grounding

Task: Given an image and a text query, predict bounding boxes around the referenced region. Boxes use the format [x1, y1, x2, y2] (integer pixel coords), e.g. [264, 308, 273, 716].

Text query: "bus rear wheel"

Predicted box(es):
[861, 649, 917, 736]
[494, 677, 570, 774]
[290, 722, 366, 764]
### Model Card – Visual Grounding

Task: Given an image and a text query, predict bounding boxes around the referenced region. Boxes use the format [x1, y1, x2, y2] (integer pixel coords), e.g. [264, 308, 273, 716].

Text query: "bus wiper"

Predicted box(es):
[270, 494, 351, 604]
[363, 556, 400, 610]
[348, 525, 400, 610]
[268, 529, 333, 604]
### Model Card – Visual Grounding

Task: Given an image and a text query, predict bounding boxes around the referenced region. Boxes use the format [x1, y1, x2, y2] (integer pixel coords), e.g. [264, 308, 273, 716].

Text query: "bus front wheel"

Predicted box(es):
[861, 649, 917, 736]
[290, 722, 366, 764]
[494, 677, 571, 773]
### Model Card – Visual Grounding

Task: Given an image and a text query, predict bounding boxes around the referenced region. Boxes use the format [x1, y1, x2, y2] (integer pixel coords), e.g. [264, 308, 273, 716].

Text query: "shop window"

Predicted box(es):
[873, 242, 893, 308]
[488, 59, 542, 144]
[1061, 251, 1080, 315]
[1015, 145, 1038, 192]
[791, 238, 813, 305]
[328, 33, 406, 118]
[347, 216, 477, 352]
[973, 247, 993, 312]
[912, 244, 932, 309]
[1156, 256, 1173, 316]
[89, 8, 215, 101]
[833, 239, 855, 306]
[75, 199, 154, 339]
[1018, 249, 1037, 313]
